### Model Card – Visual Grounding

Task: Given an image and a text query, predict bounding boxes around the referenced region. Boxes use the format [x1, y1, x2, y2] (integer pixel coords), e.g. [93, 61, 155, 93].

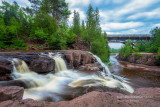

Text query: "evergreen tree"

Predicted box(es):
[81, 20, 85, 31]
[73, 10, 81, 35]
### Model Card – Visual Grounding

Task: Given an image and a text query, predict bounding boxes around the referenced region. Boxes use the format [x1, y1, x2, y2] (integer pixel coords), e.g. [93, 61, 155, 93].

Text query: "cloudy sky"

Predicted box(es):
[1, 0, 160, 48]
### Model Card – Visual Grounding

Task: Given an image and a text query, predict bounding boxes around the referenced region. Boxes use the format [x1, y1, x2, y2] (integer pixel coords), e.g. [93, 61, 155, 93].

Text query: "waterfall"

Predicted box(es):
[10, 53, 134, 102]
[12, 58, 31, 74]
[90, 52, 127, 83]
[12, 58, 52, 88]
[43, 53, 67, 72]
[90, 53, 111, 76]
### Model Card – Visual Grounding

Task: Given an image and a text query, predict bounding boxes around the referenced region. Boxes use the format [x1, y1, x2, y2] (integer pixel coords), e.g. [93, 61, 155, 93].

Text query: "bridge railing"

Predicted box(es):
[107, 34, 152, 37]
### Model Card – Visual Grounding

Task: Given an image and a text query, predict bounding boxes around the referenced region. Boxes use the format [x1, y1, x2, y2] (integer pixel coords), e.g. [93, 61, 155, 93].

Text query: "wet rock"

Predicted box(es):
[0, 50, 103, 77]
[0, 80, 27, 88]
[87, 86, 129, 94]
[0, 86, 24, 102]
[62, 50, 102, 71]
[78, 64, 100, 71]
[0, 57, 13, 75]
[30, 57, 55, 73]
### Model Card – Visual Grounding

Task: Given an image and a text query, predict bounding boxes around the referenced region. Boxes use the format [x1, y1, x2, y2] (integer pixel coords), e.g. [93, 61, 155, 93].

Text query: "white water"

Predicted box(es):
[90, 53, 111, 75]
[11, 52, 134, 102]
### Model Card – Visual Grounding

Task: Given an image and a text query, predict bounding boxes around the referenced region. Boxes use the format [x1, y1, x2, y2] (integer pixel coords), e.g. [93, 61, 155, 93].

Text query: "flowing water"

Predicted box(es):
[11, 53, 134, 102]
[110, 54, 160, 88]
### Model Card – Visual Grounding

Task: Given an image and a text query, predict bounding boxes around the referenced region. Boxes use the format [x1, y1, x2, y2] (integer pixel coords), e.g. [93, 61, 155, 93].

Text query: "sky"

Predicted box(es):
[1, 0, 160, 49]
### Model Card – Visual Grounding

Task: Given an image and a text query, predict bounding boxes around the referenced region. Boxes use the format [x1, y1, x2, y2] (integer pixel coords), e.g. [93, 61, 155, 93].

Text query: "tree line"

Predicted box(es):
[119, 27, 160, 59]
[0, 1, 110, 62]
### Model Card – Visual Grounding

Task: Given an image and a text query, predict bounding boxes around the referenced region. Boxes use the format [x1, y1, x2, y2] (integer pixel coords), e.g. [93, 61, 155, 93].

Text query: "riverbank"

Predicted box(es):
[110, 54, 160, 88]
[117, 53, 160, 66]
[119, 60, 160, 73]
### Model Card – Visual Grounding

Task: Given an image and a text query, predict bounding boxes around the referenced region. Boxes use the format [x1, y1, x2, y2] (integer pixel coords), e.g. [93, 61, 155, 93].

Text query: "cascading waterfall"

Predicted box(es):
[11, 52, 134, 102]
[90, 53, 111, 76]
[90, 52, 128, 83]
[48, 53, 67, 72]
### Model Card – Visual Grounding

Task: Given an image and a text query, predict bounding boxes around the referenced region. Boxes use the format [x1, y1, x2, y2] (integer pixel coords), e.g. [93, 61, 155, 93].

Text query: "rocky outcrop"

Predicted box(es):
[62, 50, 102, 71]
[0, 87, 159, 107]
[117, 53, 160, 66]
[0, 50, 103, 80]
[0, 86, 24, 102]
[67, 35, 91, 51]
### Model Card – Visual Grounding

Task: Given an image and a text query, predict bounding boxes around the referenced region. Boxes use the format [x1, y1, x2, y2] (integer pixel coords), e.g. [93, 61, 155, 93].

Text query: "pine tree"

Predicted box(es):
[81, 20, 85, 31]
[73, 10, 81, 35]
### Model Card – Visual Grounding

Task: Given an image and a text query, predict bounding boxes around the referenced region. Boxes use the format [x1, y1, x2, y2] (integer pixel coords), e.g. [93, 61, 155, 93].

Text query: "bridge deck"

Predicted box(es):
[107, 34, 152, 43]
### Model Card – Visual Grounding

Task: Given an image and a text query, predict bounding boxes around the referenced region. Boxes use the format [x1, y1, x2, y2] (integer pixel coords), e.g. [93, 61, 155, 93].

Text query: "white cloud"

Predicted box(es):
[105, 0, 125, 4]
[128, 8, 160, 19]
[115, 0, 159, 17]
[153, 23, 160, 28]
[101, 22, 144, 31]
[102, 0, 160, 22]
[66, 0, 103, 8]
[66, 0, 90, 7]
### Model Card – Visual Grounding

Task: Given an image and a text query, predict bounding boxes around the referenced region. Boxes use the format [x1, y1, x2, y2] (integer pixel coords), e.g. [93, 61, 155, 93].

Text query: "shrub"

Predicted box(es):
[134, 53, 142, 59]
[10, 39, 26, 49]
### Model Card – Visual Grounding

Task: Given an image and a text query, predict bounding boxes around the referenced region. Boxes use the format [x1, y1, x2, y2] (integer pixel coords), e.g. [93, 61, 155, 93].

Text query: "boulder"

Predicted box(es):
[0, 57, 13, 75]
[30, 57, 55, 73]
[0, 80, 27, 88]
[62, 50, 102, 71]
[0, 86, 24, 101]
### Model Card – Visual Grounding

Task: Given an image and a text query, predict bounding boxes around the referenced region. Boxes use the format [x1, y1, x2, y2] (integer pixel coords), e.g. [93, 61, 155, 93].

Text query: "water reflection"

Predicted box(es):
[110, 54, 160, 88]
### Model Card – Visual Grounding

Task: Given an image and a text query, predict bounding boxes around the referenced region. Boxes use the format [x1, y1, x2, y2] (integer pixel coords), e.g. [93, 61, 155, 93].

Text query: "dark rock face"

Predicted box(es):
[0, 86, 24, 102]
[117, 53, 160, 66]
[0, 80, 27, 88]
[62, 50, 102, 71]
[0, 57, 13, 75]
[30, 57, 55, 73]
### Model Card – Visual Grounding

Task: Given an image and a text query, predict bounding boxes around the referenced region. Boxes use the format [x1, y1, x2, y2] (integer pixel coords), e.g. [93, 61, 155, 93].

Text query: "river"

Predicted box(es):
[110, 54, 160, 88]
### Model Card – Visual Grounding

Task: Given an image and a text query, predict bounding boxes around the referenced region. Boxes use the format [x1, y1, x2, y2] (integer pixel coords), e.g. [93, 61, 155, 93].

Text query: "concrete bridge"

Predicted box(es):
[107, 34, 152, 43]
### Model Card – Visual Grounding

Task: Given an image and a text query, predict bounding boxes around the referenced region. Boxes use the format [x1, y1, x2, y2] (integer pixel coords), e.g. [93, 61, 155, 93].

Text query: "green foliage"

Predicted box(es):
[156, 47, 160, 59]
[73, 10, 81, 35]
[119, 40, 133, 58]
[108, 62, 112, 66]
[0, 41, 8, 48]
[80, 5, 110, 62]
[134, 53, 142, 59]
[134, 42, 139, 52]
[110, 48, 120, 53]
[0, 1, 109, 63]
[10, 39, 26, 49]
[30, 28, 48, 40]
[150, 27, 160, 52]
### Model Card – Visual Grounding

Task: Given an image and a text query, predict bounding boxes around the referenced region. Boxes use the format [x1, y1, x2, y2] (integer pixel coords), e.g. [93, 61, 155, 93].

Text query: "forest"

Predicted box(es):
[119, 27, 160, 59]
[0, 0, 110, 62]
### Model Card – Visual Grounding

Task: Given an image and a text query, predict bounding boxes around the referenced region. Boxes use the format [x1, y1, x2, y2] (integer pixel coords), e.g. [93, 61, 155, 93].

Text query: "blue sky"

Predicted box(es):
[1, 0, 160, 49]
